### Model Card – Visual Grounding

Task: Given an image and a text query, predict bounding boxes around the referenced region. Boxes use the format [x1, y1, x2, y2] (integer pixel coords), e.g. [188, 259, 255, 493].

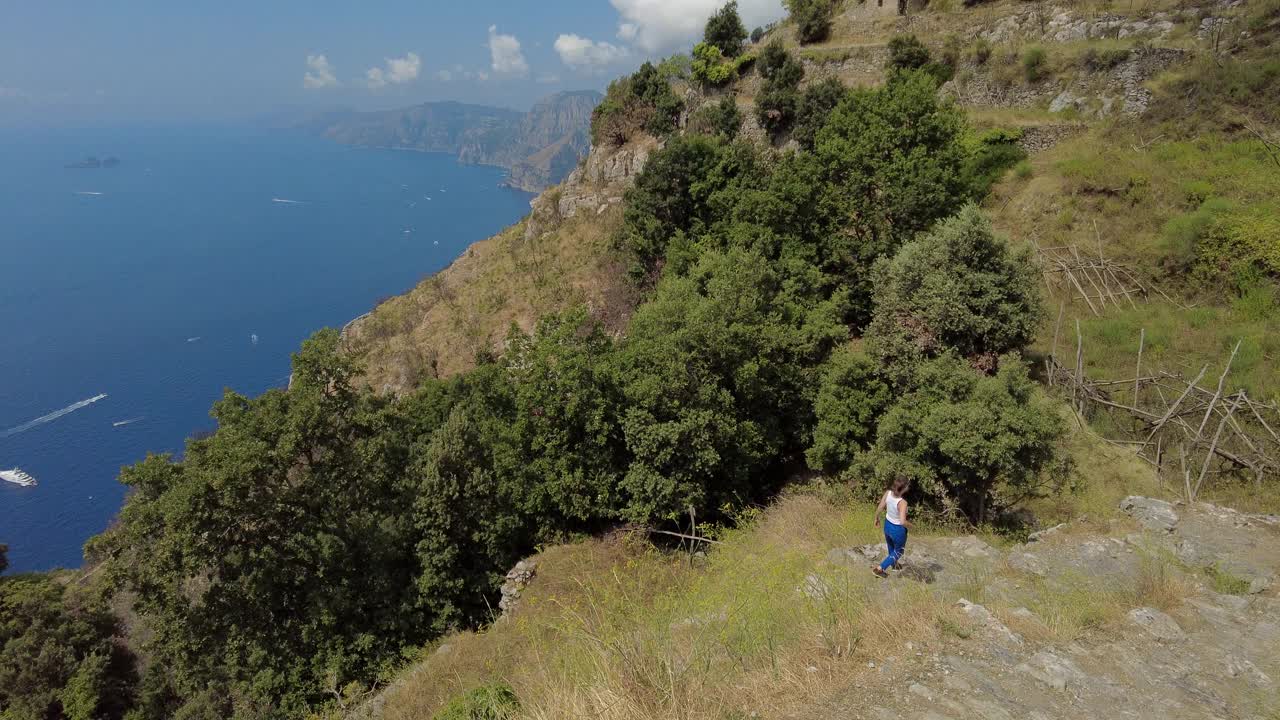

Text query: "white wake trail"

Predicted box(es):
[1, 394, 108, 438]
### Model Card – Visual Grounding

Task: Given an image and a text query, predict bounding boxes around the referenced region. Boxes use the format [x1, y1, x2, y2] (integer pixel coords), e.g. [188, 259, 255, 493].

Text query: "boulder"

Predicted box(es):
[498, 559, 538, 617]
[1119, 496, 1179, 532]
[1127, 607, 1185, 641]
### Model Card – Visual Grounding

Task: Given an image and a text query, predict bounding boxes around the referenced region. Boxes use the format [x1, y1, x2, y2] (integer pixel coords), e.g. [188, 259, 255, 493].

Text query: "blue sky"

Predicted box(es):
[0, 0, 786, 125]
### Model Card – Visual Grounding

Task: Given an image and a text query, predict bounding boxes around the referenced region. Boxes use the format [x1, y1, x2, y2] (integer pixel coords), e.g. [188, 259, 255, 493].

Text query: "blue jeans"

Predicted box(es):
[880, 522, 907, 571]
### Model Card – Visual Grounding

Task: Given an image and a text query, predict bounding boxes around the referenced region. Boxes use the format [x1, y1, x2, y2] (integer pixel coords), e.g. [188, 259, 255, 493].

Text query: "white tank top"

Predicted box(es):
[885, 491, 905, 526]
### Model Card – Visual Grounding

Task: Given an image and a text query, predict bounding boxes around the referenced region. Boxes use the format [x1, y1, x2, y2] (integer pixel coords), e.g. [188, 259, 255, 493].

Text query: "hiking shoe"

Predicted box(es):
[872, 567, 888, 578]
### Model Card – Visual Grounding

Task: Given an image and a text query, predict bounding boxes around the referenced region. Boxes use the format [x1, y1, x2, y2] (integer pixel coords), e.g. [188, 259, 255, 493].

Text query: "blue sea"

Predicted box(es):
[0, 126, 533, 573]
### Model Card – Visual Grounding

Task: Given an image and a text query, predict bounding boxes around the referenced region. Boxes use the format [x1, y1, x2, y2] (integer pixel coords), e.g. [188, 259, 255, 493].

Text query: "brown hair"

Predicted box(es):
[889, 476, 911, 496]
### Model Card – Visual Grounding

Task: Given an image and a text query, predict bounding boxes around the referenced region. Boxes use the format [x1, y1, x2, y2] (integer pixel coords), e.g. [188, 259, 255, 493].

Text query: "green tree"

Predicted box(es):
[863, 354, 1069, 523]
[615, 249, 844, 522]
[806, 348, 892, 474]
[0, 574, 137, 720]
[0, 543, 7, 574]
[809, 71, 970, 321]
[750, 26, 766, 44]
[690, 96, 744, 139]
[866, 205, 1044, 385]
[754, 42, 805, 137]
[99, 330, 443, 717]
[793, 77, 848, 150]
[619, 133, 734, 273]
[704, 2, 749, 58]
[504, 310, 627, 528]
[785, 0, 836, 44]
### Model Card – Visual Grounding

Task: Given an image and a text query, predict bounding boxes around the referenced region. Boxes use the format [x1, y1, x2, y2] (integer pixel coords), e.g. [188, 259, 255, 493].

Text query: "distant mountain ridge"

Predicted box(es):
[306, 91, 602, 192]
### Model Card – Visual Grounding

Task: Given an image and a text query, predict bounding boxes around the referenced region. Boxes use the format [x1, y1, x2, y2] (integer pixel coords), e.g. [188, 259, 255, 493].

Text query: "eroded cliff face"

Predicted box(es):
[313, 91, 602, 192]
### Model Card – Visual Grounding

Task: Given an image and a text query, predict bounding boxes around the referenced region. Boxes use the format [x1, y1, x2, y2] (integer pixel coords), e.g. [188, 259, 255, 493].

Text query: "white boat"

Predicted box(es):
[0, 468, 37, 487]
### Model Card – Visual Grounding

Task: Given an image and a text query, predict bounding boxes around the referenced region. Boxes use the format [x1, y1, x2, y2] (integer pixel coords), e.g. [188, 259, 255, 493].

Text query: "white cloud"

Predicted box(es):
[487, 25, 529, 75]
[554, 34, 628, 72]
[303, 54, 339, 89]
[609, 0, 784, 52]
[366, 52, 420, 88]
[386, 52, 421, 83]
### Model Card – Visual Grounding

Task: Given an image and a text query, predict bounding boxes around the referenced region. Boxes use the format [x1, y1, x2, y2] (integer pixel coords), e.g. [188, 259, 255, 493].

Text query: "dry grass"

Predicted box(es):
[347, 205, 633, 392]
[371, 493, 964, 720]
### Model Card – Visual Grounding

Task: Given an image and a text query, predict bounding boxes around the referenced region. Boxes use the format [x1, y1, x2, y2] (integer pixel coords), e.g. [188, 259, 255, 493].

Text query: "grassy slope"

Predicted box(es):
[365, 417, 1196, 720]
[347, 207, 632, 391]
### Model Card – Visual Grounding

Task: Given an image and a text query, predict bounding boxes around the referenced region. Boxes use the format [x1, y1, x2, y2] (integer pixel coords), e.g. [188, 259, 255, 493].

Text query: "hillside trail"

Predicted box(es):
[802, 497, 1280, 719]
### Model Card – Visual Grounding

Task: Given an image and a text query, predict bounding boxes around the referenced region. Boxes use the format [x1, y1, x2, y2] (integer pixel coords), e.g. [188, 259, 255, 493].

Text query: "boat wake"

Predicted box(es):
[186, 336, 202, 343]
[0, 394, 108, 438]
[271, 198, 307, 205]
[113, 417, 143, 428]
[76, 191, 104, 196]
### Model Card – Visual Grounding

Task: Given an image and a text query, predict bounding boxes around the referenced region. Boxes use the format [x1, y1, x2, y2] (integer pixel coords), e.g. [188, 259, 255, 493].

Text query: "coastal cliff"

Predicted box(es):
[308, 90, 601, 192]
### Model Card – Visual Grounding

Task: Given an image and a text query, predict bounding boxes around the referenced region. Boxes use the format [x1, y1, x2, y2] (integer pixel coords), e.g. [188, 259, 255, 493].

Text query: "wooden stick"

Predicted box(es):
[1134, 328, 1144, 410]
[1075, 320, 1085, 413]
[1144, 365, 1210, 446]
[1194, 340, 1241, 442]
[1194, 394, 1244, 500]
[644, 528, 723, 545]
[1180, 443, 1192, 503]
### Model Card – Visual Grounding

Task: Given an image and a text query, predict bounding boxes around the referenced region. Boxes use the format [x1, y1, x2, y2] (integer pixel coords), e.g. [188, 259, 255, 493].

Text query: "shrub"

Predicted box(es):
[972, 38, 993, 65]
[1081, 46, 1131, 71]
[962, 127, 1028, 198]
[793, 77, 849, 149]
[887, 34, 931, 71]
[806, 348, 892, 474]
[690, 96, 744, 139]
[1022, 45, 1048, 82]
[434, 683, 520, 720]
[705, 1, 749, 58]
[751, 26, 766, 44]
[692, 42, 734, 86]
[861, 354, 1070, 523]
[785, 0, 837, 44]
[591, 62, 684, 145]
[866, 205, 1044, 385]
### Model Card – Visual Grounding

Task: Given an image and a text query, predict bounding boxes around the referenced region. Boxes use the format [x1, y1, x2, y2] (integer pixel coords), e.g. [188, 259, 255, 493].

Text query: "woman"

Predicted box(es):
[872, 476, 912, 578]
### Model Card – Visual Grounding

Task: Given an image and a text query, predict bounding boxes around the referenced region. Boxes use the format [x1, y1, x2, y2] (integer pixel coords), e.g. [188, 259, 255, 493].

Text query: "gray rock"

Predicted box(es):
[1017, 650, 1087, 691]
[1128, 607, 1185, 641]
[950, 536, 998, 559]
[1009, 550, 1048, 576]
[1119, 496, 1179, 532]
[498, 558, 538, 616]
[958, 598, 1024, 645]
[800, 573, 832, 600]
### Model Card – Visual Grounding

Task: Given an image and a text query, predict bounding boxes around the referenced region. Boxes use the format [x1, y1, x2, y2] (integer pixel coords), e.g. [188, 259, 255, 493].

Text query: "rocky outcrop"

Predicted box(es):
[524, 136, 658, 242]
[816, 497, 1280, 719]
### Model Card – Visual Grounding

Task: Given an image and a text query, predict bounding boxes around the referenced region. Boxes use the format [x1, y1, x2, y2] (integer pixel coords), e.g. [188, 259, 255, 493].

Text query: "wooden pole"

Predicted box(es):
[1194, 394, 1244, 501]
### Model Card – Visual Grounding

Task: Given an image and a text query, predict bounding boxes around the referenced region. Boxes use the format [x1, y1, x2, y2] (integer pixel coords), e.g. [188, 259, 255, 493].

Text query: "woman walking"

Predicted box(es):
[873, 477, 912, 578]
